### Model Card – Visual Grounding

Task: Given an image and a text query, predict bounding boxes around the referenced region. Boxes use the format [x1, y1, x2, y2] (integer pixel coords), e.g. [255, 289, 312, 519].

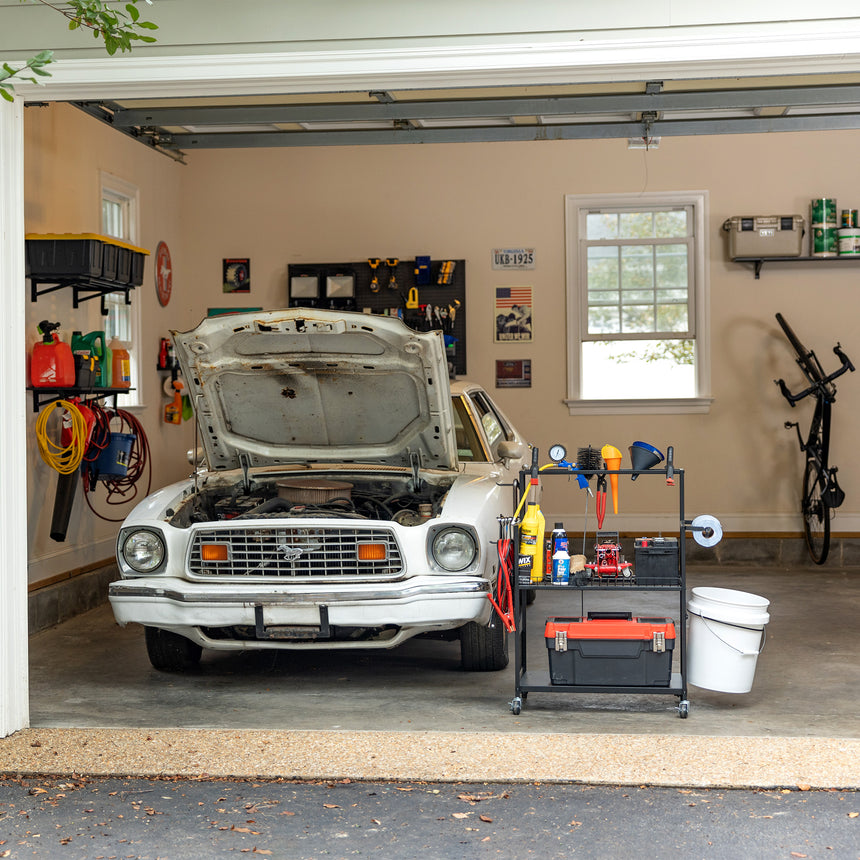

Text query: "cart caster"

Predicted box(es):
[510, 696, 522, 715]
[677, 700, 690, 719]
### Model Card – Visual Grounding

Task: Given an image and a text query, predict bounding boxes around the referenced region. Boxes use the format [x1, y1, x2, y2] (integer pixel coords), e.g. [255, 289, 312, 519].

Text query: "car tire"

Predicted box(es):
[459, 616, 509, 671]
[144, 626, 203, 672]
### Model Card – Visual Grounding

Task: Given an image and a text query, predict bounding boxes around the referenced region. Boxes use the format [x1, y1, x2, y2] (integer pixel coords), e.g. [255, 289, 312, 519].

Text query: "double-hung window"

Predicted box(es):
[100, 171, 142, 407]
[564, 191, 711, 414]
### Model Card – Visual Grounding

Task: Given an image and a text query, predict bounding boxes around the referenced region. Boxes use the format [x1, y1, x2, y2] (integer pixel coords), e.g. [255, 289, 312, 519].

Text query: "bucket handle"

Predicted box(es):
[698, 613, 767, 657]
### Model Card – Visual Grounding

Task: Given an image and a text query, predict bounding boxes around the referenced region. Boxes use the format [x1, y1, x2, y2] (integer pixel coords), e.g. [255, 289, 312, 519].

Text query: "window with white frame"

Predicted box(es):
[564, 191, 711, 414]
[100, 172, 142, 407]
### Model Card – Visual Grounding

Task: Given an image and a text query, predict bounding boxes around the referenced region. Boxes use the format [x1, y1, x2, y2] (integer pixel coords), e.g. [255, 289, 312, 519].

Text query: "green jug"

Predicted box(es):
[71, 330, 110, 387]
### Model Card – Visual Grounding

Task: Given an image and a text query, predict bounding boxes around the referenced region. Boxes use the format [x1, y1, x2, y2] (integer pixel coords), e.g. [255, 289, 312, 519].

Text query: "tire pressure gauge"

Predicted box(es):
[548, 443, 567, 463]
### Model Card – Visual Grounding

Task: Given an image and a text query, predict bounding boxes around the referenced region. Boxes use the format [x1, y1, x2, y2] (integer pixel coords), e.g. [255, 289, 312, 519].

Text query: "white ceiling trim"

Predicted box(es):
[17, 30, 860, 102]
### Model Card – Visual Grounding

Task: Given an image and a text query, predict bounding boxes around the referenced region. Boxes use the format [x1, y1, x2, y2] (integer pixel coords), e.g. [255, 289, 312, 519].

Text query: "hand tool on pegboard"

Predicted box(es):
[437, 260, 456, 285]
[367, 258, 381, 292]
[386, 258, 399, 290]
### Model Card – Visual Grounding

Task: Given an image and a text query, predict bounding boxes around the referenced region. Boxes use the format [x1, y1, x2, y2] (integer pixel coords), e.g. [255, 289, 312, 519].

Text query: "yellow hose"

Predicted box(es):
[35, 400, 87, 474]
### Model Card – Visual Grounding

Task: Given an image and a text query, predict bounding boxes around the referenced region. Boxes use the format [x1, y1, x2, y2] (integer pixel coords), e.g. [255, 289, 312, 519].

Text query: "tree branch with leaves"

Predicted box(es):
[1, 0, 158, 102]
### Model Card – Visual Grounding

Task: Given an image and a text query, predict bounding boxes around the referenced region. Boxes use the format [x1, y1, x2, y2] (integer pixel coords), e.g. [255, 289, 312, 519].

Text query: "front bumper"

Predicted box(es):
[108, 575, 492, 650]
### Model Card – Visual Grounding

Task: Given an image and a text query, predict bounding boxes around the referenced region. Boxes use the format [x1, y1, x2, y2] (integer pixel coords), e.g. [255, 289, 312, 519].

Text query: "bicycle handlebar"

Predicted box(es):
[775, 340, 855, 406]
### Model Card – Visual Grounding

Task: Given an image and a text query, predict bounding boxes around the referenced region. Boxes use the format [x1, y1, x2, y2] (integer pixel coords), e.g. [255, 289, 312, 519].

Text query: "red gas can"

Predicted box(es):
[31, 321, 76, 388]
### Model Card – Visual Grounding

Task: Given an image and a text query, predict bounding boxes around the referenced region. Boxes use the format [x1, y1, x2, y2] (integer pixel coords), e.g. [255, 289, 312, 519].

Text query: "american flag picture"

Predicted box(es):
[494, 287, 533, 308]
[495, 286, 533, 343]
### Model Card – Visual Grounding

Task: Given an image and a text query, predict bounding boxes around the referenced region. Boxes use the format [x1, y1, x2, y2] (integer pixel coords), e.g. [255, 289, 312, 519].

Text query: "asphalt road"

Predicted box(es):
[1, 776, 859, 858]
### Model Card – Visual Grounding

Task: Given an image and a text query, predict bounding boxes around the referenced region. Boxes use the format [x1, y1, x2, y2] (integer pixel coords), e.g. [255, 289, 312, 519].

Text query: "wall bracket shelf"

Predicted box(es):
[732, 256, 860, 279]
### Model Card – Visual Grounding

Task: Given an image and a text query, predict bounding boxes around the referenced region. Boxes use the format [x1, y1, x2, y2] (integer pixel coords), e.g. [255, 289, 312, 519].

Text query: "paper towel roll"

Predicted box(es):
[691, 514, 723, 548]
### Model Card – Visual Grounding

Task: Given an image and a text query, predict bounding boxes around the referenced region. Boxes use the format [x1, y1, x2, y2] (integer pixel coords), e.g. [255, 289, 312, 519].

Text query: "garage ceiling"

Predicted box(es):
[69, 73, 860, 162]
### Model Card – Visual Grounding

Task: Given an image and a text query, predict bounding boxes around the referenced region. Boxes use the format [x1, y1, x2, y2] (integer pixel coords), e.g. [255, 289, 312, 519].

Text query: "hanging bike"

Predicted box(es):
[774, 313, 855, 564]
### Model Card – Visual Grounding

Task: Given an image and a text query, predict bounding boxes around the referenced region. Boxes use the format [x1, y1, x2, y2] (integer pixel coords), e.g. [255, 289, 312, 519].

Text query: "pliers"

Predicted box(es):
[596, 473, 607, 529]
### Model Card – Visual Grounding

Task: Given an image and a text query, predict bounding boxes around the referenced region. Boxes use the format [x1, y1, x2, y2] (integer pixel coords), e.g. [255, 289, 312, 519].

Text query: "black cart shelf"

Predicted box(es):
[509, 462, 690, 718]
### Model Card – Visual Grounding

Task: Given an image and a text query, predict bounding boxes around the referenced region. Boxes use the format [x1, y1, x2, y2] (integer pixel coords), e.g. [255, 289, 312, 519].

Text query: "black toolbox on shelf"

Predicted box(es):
[633, 536, 679, 584]
[544, 613, 675, 686]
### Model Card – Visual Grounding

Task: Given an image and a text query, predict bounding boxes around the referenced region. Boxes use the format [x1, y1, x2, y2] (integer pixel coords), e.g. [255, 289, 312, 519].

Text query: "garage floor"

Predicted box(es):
[7, 564, 860, 788]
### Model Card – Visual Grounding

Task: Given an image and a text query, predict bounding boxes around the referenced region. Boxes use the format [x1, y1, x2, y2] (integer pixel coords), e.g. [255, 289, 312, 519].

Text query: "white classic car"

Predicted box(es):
[109, 309, 528, 672]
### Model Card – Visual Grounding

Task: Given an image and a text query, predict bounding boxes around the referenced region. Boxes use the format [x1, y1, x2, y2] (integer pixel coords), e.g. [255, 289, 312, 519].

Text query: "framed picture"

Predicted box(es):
[223, 258, 251, 293]
[496, 359, 532, 388]
[494, 287, 532, 342]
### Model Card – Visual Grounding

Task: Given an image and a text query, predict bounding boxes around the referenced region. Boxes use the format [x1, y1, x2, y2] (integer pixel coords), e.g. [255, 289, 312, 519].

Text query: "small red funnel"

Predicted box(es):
[629, 441, 664, 479]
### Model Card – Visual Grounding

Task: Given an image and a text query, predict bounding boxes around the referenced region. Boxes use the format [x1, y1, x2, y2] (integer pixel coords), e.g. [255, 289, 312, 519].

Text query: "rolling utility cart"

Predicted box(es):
[509, 454, 691, 718]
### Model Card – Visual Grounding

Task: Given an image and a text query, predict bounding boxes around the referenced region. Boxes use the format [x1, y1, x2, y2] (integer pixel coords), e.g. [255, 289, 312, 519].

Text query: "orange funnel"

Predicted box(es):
[601, 444, 623, 515]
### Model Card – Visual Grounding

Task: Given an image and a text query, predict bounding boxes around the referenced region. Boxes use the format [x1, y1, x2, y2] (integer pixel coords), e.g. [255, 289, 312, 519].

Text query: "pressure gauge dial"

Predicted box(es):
[548, 443, 567, 463]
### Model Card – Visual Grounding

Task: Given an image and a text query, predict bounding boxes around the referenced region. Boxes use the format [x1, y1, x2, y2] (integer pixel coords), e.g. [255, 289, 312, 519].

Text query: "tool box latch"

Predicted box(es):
[554, 630, 568, 652]
[652, 631, 666, 653]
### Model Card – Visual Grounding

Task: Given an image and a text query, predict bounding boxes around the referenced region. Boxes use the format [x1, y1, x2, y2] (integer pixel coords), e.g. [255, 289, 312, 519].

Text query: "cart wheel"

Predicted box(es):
[677, 700, 690, 719]
[510, 696, 522, 715]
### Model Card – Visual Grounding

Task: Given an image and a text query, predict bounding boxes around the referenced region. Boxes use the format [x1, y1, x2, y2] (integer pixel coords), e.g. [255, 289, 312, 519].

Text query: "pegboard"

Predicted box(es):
[287, 258, 467, 376]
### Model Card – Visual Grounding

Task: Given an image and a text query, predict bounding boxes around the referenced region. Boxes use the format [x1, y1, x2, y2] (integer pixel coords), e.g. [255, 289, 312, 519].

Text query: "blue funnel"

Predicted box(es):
[629, 441, 664, 479]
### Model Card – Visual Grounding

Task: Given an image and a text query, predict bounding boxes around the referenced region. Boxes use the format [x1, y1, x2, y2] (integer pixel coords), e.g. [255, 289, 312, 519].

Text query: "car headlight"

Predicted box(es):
[121, 529, 166, 573]
[431, 527, 478, 572]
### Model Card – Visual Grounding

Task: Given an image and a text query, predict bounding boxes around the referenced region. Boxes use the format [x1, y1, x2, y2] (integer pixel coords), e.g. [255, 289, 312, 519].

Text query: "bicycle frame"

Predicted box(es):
[774, 313, 854, 564]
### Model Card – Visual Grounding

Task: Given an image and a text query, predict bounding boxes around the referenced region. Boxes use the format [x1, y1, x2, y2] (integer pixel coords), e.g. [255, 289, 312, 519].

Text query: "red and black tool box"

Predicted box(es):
[545, 612, 675, 686]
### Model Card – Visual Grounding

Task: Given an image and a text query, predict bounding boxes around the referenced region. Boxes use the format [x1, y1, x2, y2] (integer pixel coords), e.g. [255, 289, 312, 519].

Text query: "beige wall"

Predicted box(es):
[24, 103, 194, 584]
[24, 104, 860, 584]
[178, 130, 860, 535]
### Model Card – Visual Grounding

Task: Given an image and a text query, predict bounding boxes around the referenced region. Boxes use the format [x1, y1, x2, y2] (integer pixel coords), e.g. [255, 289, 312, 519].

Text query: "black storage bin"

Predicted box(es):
[633, 537, 679, 585]
[545, 613, 675, 686]
[101, 241, 119, 281]
[26, 233, 104, 279]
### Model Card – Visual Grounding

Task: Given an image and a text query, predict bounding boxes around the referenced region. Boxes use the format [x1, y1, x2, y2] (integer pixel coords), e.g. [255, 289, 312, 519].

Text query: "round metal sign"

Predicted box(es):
[155, 241, 172, 307]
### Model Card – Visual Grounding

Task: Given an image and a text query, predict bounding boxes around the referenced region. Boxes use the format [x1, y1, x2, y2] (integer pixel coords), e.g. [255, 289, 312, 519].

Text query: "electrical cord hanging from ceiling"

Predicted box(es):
[83, 407, 152, 521]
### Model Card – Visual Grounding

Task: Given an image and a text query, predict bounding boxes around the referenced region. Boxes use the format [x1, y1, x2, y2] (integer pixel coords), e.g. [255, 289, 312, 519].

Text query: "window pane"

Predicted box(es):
[586, 212, 618, 240]
[619, 212, 654, 238]
[581, 339, 696, 399]
[621, 245, 653, 292]
[657, 305, 689, 331]
[588, 306, 620, 334]
[587, 245, 618, 291]
[621, 305, 655, 332]
[656, 244, 688, 288]
[655, 210, 688, 237]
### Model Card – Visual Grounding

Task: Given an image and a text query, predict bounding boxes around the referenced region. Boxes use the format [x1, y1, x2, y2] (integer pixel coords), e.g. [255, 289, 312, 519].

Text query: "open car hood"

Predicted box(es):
[171, 309, 457, 471]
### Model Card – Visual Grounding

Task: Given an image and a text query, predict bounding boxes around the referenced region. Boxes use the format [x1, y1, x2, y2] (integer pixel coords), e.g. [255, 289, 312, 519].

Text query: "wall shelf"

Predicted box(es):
[29, 276, 133, 316]
[732, 256, 860, 279]
[25, 387, 134, 413]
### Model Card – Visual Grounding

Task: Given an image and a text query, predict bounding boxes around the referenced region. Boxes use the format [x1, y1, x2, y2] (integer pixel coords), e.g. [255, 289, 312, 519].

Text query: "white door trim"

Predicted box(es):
[12, 28, 860, 102]
[0, 96, 30, 738]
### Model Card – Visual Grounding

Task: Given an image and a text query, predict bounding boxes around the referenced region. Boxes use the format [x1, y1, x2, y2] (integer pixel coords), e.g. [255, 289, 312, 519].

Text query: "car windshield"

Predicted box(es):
[451, 396, 487, 462]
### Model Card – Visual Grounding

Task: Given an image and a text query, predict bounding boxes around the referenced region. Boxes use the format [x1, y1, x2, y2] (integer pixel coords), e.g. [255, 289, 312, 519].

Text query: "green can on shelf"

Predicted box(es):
[812, 225, 838, 257]
[811, 197, 838, 225]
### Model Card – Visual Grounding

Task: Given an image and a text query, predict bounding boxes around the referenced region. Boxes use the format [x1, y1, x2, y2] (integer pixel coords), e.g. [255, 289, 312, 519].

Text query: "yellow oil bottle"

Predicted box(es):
[519, 501, 546, 584]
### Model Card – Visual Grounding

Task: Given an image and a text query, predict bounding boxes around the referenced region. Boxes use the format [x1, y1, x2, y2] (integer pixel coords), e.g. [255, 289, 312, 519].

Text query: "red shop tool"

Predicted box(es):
[595, 473, 608, 529]
[488, 537, 516, 632]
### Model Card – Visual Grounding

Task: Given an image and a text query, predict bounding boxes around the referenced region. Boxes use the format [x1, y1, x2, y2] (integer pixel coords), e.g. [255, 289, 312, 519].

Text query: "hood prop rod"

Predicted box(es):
[239, 453, 252, 495]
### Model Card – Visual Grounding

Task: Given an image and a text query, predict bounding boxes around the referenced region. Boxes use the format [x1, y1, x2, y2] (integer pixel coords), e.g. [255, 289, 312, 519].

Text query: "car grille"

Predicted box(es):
[188, 525, 404, 580]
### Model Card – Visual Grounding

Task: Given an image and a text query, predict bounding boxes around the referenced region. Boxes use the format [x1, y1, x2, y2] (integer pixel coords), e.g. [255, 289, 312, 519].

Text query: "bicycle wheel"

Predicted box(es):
[802, 457, 831, 564]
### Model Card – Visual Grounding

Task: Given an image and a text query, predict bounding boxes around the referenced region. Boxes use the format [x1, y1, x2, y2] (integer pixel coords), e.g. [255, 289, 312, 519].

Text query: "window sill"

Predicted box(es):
[564, 396, 713, 416]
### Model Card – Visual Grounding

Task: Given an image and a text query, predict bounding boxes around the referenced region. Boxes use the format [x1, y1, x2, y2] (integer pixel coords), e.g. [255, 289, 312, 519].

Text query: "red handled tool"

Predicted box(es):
[595, 473, 607, 529]
[488, 536, 516, 633]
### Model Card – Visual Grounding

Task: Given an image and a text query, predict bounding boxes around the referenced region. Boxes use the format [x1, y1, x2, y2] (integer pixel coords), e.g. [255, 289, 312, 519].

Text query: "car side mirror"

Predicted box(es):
[497, 440, 525, 463]
[186, 447, 206, 466]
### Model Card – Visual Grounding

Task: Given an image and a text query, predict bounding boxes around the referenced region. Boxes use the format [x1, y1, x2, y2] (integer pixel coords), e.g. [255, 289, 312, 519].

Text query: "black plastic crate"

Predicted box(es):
[26, 233, 103, 279]
[633, 537, 679, 585]
[545, 614, 675, 686]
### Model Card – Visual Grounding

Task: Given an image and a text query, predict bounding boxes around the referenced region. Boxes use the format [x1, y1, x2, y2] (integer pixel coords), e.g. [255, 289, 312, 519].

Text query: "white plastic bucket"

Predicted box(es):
[687, 587, 770, 693]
